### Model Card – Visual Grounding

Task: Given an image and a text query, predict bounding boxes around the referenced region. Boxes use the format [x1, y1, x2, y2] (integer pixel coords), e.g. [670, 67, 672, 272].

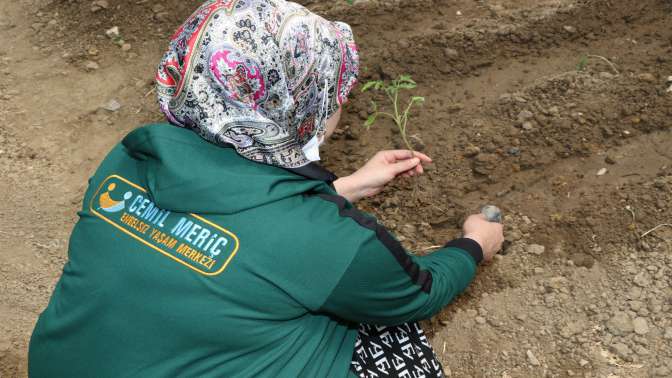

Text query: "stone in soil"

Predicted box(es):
[105, 26, 120, 39]
[526, 350, 540, 366]
[463, 144, 480, 158]
[102, 99, 121, 112]
[91, 0, 109, 13]
[633, 317, 649, 335]
[633, 271, 651, 287]
[527, 244, 545, 255]
[637, 73, 656, 83]
[568, 253, 595, 268]
[611, 342, 633, 361]
[84, 61, 99, 71]
[607, 312, 634, 336]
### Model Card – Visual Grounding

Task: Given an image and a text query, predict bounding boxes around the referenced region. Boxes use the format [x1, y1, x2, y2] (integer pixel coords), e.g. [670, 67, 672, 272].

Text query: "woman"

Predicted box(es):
[29, 0, 503, 377]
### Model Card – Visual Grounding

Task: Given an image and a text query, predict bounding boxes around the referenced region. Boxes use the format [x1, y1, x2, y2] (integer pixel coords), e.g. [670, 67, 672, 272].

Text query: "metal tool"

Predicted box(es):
[480, 205, 502, 223]
[480, 205, 511, 255]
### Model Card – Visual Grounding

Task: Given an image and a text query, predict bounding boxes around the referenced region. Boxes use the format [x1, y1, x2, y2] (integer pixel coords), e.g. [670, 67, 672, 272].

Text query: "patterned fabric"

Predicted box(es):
[156, 0, 359, 168]
[351, 323, 445, 378]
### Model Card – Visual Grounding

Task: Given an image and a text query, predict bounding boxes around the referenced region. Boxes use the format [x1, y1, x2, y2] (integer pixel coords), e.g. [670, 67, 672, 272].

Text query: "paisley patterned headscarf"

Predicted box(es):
[156, 0, 359, 168]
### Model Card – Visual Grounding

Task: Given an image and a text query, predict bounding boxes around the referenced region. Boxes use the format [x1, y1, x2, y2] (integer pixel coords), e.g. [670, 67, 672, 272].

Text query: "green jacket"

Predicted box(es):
[29, 124, 483, 378]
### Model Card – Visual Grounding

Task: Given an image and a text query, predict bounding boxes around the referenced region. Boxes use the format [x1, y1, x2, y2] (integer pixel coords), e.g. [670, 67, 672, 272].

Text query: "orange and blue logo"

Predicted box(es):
[90, 175, 239, 276]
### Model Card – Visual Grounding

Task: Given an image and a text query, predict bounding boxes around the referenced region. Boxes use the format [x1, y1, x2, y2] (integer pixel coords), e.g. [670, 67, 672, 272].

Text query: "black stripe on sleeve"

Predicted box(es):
[444, 238, 484, 264]
[316, 194, 433, 293]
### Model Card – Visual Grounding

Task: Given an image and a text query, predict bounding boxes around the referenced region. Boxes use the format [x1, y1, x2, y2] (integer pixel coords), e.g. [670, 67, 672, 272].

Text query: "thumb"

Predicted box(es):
[390, 157, 420, 175]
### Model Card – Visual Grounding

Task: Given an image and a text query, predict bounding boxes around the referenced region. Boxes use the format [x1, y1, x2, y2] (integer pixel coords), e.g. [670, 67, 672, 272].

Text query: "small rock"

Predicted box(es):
[517, 110, 534, 123]
[579, 359, 589, 367]
[91, 0, 109, 12]
[637, 73, 656, 83]
[548, 276, 568, 290]
[121, 43, 132, 51]
[563, 25, 577, 34]
[446, 103, 463, 113]
[444, 48, 459, 58]
[596, 168, 607, 176]
[508, 147, 520, 156]
[568, 253, 594, 268]
[475, 316, 486, 325]
[463, 144, 480, 158]
[633, 317, 649, 335]
[599, 72, 615, 80]
[611, 343, 632, 360]
[84, 60, 100, 71]
[664, 327, 672, 340]
[559, 321, 583, 338]
[653, 366, 671, 377]
[633, 345, 649, 356]
[633, 271, 651, 287]
[522, 121, 534, 131]
[526, 350, 540, 366]
[527, 244, 545, 255]
[105, 26, 120, 39]
[102, 99, 121, 112]
[605, 155, 616, 164]
[607, 312, 634, 335]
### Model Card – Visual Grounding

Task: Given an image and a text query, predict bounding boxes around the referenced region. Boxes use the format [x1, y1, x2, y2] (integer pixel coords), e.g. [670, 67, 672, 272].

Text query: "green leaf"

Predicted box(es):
[398, 75, 416, 84]
[396, 82, 417, 90]
[411, 96, 425, 104]
[361, 80, 382, 92]
[364, 113, 378, 128]
[577, 55, 588, 71]
[370, 100, 378, 112]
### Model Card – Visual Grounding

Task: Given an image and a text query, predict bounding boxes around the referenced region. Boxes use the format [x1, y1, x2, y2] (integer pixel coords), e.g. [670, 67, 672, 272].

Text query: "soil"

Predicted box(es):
[1, 0, 672, 377]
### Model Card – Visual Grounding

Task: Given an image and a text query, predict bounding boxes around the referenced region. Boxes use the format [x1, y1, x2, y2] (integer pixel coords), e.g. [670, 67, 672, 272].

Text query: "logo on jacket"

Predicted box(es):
[98, 183, 133, 213]
[90, 175, 240, 276]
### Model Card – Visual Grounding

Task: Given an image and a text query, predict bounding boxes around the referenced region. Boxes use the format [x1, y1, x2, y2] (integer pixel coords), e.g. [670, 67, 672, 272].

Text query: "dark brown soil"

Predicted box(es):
[1, 0, 671, 377]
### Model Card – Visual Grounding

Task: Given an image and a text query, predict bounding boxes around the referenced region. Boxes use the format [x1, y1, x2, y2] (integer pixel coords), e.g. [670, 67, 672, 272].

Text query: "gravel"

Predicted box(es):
[633, 317, 650, 335]
[527, 244, 545, 255]
[607, 312, 634, 336]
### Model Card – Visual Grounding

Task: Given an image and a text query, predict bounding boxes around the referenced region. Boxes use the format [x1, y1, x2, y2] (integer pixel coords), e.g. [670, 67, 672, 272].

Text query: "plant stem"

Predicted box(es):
[587, 54, 619, 75]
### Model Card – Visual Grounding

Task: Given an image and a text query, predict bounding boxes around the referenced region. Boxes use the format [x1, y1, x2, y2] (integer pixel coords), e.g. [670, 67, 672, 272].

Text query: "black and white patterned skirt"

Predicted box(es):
[350, 322, 444, 378]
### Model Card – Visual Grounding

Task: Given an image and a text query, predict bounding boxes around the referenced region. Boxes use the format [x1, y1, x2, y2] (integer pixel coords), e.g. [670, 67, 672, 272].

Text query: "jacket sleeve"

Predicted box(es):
[316, 194, 482, 326]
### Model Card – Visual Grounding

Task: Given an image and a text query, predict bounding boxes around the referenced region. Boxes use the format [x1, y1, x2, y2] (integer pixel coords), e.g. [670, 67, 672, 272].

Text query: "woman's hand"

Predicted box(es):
[333, 150, 432, 203]
[463, 214, 504, 262]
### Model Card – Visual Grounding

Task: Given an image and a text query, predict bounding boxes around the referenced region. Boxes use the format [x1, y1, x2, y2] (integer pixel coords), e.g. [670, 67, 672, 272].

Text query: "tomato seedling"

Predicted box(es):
[361, 75, 425, 152]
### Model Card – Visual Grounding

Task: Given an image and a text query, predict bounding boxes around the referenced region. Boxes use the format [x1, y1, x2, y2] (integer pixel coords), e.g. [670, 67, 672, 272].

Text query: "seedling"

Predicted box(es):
[576, 54, 619, 75]
[361, 75, 425, 152]
[577, 55, 588, 71]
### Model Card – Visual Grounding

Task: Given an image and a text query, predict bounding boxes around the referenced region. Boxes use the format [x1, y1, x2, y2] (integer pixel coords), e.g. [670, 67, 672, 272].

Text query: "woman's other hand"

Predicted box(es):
[463, 214, 504, 262]
[333, 150, 432, 203]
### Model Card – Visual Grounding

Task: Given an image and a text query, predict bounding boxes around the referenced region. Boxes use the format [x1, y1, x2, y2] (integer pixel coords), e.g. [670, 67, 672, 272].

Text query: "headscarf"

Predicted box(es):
[156, 0, 359, 169]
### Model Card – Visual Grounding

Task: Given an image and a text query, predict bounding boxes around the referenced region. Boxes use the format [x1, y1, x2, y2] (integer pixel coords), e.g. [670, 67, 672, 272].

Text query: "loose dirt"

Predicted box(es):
[1, 0, 671, 377]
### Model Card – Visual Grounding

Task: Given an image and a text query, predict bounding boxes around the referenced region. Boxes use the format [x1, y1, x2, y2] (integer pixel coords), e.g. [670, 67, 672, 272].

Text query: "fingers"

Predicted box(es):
[412, 151, 432, 163]
[389, 157, 421, 176]
[381, 150, 433, 163]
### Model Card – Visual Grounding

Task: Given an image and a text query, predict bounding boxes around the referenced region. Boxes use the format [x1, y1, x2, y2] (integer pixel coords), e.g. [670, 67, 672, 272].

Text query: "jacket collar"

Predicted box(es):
[285, 162, 338, 185]
[210, 140, 338, 185]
